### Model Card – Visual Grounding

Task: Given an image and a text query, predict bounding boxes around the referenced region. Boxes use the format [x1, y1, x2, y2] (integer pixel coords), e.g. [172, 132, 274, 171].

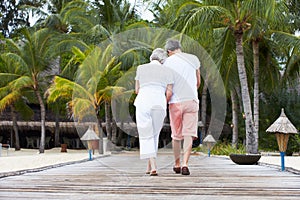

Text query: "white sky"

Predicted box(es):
[131, 0, 155, 21]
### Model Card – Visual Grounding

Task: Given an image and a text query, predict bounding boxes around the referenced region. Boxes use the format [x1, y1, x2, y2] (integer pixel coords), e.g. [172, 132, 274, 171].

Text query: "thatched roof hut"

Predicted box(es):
[266, 108, 298, 134]
[266, 108, 298, 152]
[81, 126, 100, 141]
[0, 121, 78, 134]
[0, 120, 139, 136]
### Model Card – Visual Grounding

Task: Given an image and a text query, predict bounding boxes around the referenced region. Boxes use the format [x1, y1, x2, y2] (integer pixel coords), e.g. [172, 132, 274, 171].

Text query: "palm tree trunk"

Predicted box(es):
[201, 75, 209, 141]
[97, 117, 104, 154]
[55, 113, 60, 147]
[105, 101, 112, 140]
[11, 106, 20, 150]
[111, 118, 117, 144]
[117, 122, 124, 146]
[35, 90, 46, 153]
[235, 32, 257, 154]
[230, 90, 239, 148]
[252, 40, 260, 152]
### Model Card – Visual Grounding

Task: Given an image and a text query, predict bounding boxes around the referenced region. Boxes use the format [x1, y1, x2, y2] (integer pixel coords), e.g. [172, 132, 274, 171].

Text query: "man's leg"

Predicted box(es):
[172, 139, 181, 167]
[180, 100, 198, 175]
[182, 136, 193, 167]
[169, 103, 183, 173]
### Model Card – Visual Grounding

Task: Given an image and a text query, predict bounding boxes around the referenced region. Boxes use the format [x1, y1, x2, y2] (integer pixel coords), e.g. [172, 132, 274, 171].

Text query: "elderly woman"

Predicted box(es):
[134, 48, 173, 176]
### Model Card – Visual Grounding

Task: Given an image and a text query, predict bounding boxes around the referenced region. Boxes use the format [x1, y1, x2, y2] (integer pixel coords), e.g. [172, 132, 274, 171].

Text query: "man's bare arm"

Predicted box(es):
[135, 80, 140, 94]
[196, 69, 201, 89]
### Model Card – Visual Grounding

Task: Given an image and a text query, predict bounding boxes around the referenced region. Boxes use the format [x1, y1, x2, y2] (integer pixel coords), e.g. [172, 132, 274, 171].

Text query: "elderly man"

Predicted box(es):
[164, 39, 201, 175]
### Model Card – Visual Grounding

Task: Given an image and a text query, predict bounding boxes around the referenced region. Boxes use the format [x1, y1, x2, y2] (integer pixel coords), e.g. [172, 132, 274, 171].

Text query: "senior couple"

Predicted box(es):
[134, 39, 201, 176]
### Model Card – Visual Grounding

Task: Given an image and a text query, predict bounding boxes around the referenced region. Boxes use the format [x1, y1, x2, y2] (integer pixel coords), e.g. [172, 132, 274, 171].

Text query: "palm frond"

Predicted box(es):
[125, 21, 149, 30]
[0, 73, 22, 83]
[9, 76, 33, 90]
[47, 76, 94, 104]
[0, 86, 10, 98]
[242, 0, 276, 19]
[54, 39, 90, 55]
[0, 91, 21, 112]
[1, 53, 30, 74]
[72, 97, 96, 122]
[115, 66, 136, 91]
[88, 24, 111, 39]
[182, 5, 234, 34]
[14, 99, 34, 120]
[176, 1, 202, 18]
[3, 39, 22, 54]
[271, 31, 300, 50]
[76, 46, 103, 89]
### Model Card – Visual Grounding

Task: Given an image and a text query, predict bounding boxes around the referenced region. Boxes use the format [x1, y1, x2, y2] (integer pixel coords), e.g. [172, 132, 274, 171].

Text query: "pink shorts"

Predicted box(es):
[169, 100, 199, 140]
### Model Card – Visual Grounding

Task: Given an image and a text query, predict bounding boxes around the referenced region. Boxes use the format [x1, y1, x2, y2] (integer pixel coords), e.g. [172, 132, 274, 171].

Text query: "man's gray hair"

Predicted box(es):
[150, 48, 168, 63]
[165, 39, 181, 51]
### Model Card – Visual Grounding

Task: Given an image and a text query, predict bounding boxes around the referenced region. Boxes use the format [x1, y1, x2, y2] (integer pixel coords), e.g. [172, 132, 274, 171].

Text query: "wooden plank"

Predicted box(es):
[0, 152, 299, 199]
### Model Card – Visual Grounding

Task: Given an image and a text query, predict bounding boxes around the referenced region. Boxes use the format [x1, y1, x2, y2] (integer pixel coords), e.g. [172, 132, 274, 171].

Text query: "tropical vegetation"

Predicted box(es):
[0, 0, 299, 155]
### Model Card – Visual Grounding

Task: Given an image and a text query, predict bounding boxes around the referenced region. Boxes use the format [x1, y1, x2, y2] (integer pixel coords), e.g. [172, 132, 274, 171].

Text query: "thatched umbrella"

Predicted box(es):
[203, 134, 216, 157]
[266, 108, 298, 171]
[81, 126, 99, 160]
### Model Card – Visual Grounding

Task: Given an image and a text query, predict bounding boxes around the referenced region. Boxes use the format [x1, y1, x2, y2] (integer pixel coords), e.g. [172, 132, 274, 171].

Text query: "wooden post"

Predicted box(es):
[266, 109, 298, 172]
[275, 133, 290, 171]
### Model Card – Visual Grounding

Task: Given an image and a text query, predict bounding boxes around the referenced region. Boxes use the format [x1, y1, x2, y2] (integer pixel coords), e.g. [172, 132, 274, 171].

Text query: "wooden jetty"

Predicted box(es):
[0, 151, 299, 199]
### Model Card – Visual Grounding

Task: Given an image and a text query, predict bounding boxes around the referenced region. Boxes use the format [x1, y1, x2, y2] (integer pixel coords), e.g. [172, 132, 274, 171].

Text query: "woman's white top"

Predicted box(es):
[134, 60, 173, 110]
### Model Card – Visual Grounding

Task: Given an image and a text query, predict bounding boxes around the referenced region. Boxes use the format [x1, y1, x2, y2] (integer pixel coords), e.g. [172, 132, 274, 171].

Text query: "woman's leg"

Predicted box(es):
[149, 157, 157, 171]
[136, 107, 155, 159]
[151, 107, 166, 154]
[146, 159, 151, 173]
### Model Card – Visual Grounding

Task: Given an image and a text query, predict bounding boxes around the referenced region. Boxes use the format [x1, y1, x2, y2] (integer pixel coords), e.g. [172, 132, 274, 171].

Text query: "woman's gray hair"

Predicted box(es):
[165, 39, 181, 51]
[150, 48, 168, 63]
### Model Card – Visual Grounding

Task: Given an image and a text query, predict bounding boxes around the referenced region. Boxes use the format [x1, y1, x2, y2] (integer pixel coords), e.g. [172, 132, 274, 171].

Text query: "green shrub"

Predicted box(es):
[286, 134, 300, 156]
[192, 141, 247, 156]
[210, 142, 246, 156]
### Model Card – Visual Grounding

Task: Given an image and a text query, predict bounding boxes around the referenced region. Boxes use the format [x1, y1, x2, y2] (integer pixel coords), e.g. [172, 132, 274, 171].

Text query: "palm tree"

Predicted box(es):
[0, 40, 36, 150]
[245, 0, 291, 145]
[178, 0, 261, 153]
[0, 55, 35, 150]
[87, 0, 143, 140]
[146, 0, 198, 28]
[211, 26, 242, 147]
[1, 28, 59, 153]
[271, 31, 300, 81]
[42, 0, 144, 146]
[146, 0, 222, 141]
[92, 0, 139, 33]
[33, 0, 107, 147]
[47, 44, 126, 153]
[179, 0, 297, 153]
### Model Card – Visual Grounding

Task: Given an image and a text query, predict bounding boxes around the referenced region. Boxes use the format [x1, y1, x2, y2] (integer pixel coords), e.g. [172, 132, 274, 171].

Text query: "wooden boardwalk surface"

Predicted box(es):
[0, 151, 299, 199]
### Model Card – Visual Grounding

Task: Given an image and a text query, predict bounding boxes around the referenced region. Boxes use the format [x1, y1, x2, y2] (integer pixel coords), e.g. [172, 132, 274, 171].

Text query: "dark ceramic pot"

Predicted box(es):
[229, 154, 261, 165]
[61, 144, 67, 152]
